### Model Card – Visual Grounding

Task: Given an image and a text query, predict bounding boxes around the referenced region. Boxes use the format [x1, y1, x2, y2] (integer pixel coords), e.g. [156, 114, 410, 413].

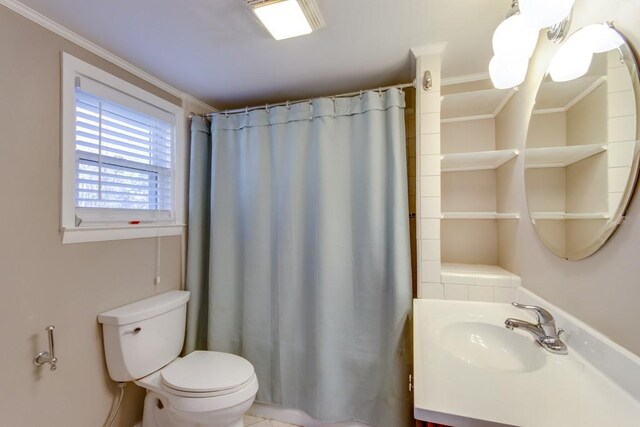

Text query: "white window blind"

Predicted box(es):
[74, 80, 175, 225]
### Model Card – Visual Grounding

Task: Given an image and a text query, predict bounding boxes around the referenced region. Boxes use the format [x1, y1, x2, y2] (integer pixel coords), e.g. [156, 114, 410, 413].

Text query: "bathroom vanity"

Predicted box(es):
[413, 293, 640, 426]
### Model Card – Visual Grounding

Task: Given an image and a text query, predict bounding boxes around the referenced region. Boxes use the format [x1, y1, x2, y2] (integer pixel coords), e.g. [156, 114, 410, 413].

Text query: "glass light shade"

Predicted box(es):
[492, 14, 539, 58]
[519, 0, 575, 30]
[574, 24, 625, 53]
[254, 0, 312, 40]
[548, 38, 593, 82]
[489, 55, 529, 89]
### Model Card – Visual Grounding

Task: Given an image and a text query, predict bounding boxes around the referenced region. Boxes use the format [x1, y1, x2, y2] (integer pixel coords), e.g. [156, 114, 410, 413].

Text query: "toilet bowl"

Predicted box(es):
[98, 291, 258, 427]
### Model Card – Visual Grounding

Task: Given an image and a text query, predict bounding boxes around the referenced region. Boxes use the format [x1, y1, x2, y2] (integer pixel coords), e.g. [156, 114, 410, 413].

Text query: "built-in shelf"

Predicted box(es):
[441, 212, 520, 220]
[530, 212, 610, 220]
[441, 87, 516, 123]
[525, 143, 607, 169]
[441, 149, 519, 172]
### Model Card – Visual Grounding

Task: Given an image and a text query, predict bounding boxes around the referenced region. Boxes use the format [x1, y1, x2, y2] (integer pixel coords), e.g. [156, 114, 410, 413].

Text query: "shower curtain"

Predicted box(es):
[185, 89, 412, 426]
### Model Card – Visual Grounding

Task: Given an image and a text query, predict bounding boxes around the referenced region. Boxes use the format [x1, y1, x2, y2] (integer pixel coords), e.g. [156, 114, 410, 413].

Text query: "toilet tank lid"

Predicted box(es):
[98, 290, 190, 326]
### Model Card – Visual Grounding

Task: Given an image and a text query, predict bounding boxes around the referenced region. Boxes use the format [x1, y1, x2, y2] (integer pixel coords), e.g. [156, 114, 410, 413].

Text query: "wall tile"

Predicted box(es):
[421, 154, 441, 176]
[420, 176, 441, 197]
[608, 91, 636, 118]
[420, 90, 441, 113]
[421, 196, 441, 218]
[469, 286, 494, 302]
[608, 166, 631, 193]
[421, 283, 444, 299]
[444, 284, 469, 301]
[420, 218, 440, 240]
[421, 239, 441, 261]
[421, 260, 441, 283]
[420, 133, 440, 155]
[494, 287, 517, 304]
[608, 116, 636, 142]
[607, 141, 635, 168]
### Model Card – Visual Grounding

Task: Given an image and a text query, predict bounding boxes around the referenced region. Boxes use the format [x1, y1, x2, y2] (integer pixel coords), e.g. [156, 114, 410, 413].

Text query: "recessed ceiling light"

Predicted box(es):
[245, 0, 325, 41]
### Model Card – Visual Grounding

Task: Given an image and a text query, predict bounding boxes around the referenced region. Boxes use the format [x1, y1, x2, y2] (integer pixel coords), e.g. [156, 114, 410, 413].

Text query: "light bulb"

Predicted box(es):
[519, 0, 575, 30]
[489, 55, 529, 89]
[492, 14, 539, 58]
[548, 37, 593, 82]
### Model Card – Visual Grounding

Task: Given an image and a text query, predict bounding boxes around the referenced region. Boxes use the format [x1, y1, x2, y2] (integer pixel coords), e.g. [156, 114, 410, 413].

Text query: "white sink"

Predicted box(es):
[439, 321, 546, 373]
[414, 298, 640, 427]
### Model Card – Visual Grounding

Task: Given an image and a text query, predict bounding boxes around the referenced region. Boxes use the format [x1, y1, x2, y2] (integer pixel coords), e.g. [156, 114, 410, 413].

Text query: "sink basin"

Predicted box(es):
[439, 321, 546, 372]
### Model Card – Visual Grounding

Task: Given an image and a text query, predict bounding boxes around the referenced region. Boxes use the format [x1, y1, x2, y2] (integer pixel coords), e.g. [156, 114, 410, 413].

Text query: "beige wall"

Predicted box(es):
[498, 0, 640, 355]
[0, 6, 209, 426]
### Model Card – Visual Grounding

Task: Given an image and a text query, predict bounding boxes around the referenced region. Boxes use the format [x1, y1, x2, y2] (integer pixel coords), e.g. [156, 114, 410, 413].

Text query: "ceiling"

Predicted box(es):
[18, 0, 510, 109]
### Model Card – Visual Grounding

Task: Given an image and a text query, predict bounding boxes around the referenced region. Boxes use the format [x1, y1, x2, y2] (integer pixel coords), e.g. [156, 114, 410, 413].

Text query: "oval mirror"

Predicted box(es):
[525, 24, 640, 260]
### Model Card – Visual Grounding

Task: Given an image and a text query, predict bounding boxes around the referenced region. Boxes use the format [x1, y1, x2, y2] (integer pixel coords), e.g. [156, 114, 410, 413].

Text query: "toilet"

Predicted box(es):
[98, 290, 258, 427]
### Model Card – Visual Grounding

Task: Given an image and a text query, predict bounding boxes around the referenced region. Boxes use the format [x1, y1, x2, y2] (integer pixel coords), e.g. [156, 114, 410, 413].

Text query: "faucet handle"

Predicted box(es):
[511, 302, 555, 325]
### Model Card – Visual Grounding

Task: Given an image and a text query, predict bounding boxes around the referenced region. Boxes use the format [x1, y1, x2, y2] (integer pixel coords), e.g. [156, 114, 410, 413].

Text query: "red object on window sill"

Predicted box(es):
[415, 421, 452, 427]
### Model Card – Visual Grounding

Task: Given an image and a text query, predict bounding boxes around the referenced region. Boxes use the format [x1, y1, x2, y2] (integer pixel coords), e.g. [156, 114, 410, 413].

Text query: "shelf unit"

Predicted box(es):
[525, 144, 607, 169]
[442, 149, 519, 172]
[441, 212, 520, 220]
[530, 212, 610, 220]
[438, 79, 520, 279]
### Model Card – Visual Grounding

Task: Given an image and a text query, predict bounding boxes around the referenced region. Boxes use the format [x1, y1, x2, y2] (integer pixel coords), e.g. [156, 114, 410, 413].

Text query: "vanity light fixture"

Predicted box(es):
[489, 0, 575, 89]
[246, 0, 325, 41]
[548, 23, 625, 82]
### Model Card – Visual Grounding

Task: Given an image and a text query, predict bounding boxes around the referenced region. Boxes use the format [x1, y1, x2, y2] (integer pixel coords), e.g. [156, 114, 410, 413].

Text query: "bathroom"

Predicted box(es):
[1, 0, 639, 426]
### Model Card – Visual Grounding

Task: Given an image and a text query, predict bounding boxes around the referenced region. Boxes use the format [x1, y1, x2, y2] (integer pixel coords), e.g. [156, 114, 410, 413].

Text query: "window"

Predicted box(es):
[61, 53, 185, 243]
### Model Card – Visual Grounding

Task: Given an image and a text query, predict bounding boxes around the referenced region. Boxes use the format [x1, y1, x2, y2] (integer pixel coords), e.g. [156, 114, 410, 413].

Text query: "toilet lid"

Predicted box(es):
[161, 351, 255, 393]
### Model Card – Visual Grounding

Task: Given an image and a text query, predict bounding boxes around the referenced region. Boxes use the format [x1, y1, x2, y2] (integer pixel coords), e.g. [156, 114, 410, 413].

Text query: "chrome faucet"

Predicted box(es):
[505, 302, 568, 355]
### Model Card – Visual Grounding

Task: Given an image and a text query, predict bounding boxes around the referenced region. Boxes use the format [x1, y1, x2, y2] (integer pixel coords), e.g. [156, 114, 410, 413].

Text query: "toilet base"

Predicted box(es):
[142, 390, 252, 427]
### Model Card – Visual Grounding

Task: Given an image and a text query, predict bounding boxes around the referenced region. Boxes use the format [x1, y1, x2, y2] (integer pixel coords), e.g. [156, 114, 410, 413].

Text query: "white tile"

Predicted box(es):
[421, 196, 441, 218]
[420, 90, 441, 113]
[468, 286, 494, 302]
[511, 276, 522, 287]
[420, 282, 444, 299]
[607, 141, 635, 167]
[607, 66, 633, 93]
[494, 287, 517, 304]
[243, 415, 265, 426]
[420, 133, 440, 155]
[608, 116, 636, 142]
[476, 274, 513, 288]
[420, 113, 441, 135]
[421, 154, 441, 176]
[609, 192, 623, 217]
[420, 176, 441, 197]
[269, 420, 301, 427]
[421, 260, 441, 283]
[608, 166, 632, 193]
[420, 219, 440, 239]
[444, 284, 469, 301]
[608, 91, 636, 118]
[421, 239, 441, 261]
[441, 272, 476, 285]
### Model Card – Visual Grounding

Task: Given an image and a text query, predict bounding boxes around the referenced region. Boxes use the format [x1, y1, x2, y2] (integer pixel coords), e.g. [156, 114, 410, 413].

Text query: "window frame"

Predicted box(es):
[61, 52, 186, 244]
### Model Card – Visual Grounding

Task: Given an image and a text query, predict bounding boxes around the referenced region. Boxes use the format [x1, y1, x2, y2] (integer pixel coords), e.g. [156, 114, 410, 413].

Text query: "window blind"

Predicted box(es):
[74, 88, 174, 224]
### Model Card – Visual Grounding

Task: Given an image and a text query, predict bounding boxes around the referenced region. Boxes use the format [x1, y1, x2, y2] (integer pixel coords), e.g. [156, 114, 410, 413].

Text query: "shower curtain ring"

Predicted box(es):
[265, 103, 270, 112]
[286, 100, 290, 110]
[331, 97, 336, 118]
[245, 107, 249, 115]
[378, 87, 383, 97]
[359, 90, 363, 99]
[224, 110, 229, 118]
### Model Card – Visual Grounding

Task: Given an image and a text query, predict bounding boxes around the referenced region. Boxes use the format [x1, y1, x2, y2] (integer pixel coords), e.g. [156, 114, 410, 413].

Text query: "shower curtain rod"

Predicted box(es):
[189, 80, 416, 118]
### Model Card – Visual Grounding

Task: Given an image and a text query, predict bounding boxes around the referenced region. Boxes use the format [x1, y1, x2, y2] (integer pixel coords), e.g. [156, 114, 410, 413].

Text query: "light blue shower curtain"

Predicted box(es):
[186, 89, 412, 426]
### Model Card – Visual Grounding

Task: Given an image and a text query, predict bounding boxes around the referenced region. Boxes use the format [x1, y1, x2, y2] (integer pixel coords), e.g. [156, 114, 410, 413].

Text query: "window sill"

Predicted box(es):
[62, 224, 185, 244]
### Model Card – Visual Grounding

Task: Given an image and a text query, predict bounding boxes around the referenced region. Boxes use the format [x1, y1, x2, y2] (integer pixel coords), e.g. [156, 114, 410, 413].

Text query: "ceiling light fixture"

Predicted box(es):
[488, 0, 575, 89]
[245, 0, 325, 41]
[548, 23, 624, 82]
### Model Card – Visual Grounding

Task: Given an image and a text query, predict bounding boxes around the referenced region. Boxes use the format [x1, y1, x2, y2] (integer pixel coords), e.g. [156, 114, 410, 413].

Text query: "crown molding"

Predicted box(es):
[441, 72, 491, 86]
[0, 0, 216, 112]
[410, 42, 447, 58]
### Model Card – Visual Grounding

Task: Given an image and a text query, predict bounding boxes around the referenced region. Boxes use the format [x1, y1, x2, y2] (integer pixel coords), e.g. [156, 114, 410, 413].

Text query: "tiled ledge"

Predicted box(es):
[422, 262, 521, 302]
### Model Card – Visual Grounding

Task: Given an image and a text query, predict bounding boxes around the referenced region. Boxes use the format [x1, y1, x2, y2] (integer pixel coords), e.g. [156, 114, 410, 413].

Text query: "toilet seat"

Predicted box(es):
[160, 351, 255, 398]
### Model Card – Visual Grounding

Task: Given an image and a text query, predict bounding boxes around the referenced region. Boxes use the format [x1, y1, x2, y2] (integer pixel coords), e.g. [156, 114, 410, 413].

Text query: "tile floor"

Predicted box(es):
[243, 414, 301, 427]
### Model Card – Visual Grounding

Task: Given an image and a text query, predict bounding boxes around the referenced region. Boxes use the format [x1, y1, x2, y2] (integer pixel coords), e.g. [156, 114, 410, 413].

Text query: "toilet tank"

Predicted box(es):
[97, 290, 190, 382]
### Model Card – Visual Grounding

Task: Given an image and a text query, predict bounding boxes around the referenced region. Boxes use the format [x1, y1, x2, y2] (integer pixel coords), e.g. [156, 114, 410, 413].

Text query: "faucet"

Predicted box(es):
[505, 302, 568, 355]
